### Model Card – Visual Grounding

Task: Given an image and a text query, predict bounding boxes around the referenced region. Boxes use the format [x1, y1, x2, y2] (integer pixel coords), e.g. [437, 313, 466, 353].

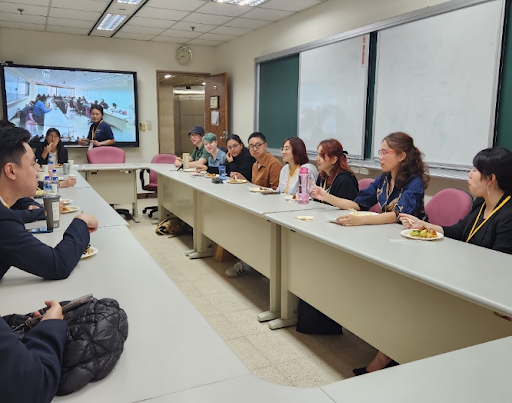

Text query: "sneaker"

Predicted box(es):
[225, 261, 251, 278]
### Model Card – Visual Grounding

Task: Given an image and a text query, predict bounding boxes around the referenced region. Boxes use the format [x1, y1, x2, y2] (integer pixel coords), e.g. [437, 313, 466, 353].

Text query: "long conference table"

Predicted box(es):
[2, 164, 511, 402]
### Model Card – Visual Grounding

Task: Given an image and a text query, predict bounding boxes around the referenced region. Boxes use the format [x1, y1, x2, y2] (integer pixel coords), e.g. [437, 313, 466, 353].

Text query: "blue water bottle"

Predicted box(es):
[219, 165, 227, 181]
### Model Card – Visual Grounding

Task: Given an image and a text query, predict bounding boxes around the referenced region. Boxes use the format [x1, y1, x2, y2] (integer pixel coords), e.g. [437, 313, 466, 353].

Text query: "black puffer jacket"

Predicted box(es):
[57, 298, 128, 395]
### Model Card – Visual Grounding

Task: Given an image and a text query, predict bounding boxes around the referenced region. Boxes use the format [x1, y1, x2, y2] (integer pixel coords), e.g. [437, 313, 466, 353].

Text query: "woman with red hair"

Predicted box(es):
[313, 139, 359, 203]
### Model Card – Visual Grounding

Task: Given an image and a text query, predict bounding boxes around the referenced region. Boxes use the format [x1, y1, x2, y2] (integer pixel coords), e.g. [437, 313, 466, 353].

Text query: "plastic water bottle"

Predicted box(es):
[48, 155, 54, 175]
[298, 167, 310, 205]
[219, 165, 227, 181]
[44, 176, 52, 196]
[51, 176, 60, 196]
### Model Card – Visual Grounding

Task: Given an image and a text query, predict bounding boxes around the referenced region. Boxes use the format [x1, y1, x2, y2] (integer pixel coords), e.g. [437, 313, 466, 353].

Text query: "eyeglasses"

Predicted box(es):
[280, 147, 291, 152]
[227, 144, 240, 151]
[189, 133, 201, 138]
[249, 142, 266, 151]
[378, 149, 396, 157]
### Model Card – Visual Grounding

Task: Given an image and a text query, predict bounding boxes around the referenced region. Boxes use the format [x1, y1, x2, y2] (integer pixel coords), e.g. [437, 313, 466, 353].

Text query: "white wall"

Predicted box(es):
[0, 28, 217, 164]
[215, 0, 449, 144]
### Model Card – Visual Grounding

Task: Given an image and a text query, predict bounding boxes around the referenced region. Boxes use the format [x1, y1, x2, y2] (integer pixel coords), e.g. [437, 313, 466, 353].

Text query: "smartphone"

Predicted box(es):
[27, 294, 94, 327]
[28, 228, 53, 233]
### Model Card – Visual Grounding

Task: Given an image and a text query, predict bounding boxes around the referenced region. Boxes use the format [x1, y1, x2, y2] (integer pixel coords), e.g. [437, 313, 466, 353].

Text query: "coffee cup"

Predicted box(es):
[182, 153, 190, 169]
[43, 195, 61, 229]
[68, 160, 74, 170]
[42, 165, 49, 175]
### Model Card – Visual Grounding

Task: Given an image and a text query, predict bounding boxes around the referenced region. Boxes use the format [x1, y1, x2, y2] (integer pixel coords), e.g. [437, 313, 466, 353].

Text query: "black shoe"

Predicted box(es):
[353, 360, 399, 376]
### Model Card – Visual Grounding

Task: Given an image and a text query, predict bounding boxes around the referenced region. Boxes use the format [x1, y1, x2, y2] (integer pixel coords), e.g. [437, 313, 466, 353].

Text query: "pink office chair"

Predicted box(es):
[86, 147, 130, 219]
[425, 188, 473, 226]
[357, 178, 381, 213]
[140, 153, 176, 218]
[87, 146, 126, 163]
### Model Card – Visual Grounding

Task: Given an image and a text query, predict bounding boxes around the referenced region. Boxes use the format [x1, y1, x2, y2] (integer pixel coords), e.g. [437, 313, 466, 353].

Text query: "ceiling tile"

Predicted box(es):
[128, 17, 173, 29]
[114, 32, 156, 41]
[47, 17, 94, 29]
[0, 3, 47, 16]
[0, 0, 49, 6]
[152, 36, 186, 44]
[50, 0, 108, 12]
[186, 38, 223, 47]
[135, 7, 188, 21]
[46, 25, 90, 35]
[0, 20, 45, 30]
[195, 2, 251, 17]
[90, 29, 111, 37]
[224, 17, 272, 29]
[145, 0, 206, 12]
[198, 32, 236, 41]
[209, 26, 253, 36]
[260, 0, 323, 12]
[119, 25, 165, 35]
[49, 8, 100, 21]
[170, 21, 216, 33]
[160, 29, 202, 39]
[182, 12, 233, 26]
[0, 13, 46, 24]
[240, 8, 293, 21]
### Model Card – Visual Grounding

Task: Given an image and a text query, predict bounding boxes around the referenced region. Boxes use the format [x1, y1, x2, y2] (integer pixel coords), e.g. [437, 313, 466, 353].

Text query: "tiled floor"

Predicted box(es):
[127, 199, 378, 387]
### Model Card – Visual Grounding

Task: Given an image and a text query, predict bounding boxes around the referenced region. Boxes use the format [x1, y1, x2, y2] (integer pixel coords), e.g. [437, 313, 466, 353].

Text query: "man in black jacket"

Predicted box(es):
[0, 126, 98, 279]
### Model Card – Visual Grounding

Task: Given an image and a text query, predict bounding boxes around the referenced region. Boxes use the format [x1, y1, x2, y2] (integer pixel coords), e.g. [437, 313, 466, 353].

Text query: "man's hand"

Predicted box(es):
[75, 213, 99, 233]
[27, 205, 40, 210]
[32, 300, 64, 322]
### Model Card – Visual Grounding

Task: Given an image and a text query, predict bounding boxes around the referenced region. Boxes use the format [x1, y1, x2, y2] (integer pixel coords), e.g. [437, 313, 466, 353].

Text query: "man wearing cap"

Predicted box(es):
[174, 126, 211, 168]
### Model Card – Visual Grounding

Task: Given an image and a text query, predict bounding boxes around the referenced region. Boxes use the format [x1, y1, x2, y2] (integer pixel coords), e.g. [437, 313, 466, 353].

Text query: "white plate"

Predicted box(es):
[62, 205, 80, 214]
[285, 195, 299, 201]
[205, 174, 219, 179]
[61, 199, 73, 205]
[81, 246, 98, 259]
[249, 187, 269, 192]
[400, 229, 444, 241]
[227, 179, 247, 184]
[183, 168, 196, 172]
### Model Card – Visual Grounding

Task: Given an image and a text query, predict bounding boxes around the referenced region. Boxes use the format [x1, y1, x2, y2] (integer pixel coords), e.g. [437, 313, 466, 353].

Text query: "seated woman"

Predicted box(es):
[313, 139, 359, 203]
[226, 134, 256, 182]
[356, 147, 512, 376]
[277, 137, 318, 195]
[35, 128, 68, 166]
[195, 133, 227, 174]
[311, 132, 429, 225]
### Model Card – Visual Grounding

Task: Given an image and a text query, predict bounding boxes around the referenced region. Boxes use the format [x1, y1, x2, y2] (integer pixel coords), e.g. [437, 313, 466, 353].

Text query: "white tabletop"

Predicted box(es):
[74, 163, 139, 171]
[0, 226, 250, 403]
[151, 166, 336, 217]
[265, 209, 512, 316]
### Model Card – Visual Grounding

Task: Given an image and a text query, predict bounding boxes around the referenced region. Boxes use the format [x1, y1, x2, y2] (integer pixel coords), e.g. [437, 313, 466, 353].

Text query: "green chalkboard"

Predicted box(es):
[258, 55, 299, 149]
[496, 0, 512, 151]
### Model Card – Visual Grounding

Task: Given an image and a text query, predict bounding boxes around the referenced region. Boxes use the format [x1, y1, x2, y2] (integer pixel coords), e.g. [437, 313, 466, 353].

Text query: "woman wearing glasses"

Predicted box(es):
[313, 139, 358, 204]
[226, 134, 256, 182]
[278, 137, 318, 195]
[35, 128, 68, 166]
[311, 132, 429, 226]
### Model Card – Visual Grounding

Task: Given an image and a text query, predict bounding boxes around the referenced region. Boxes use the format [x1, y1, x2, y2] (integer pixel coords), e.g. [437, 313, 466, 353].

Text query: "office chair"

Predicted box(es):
[357, 178, 381, 213]
[86, 147, 133, 220]
[425, 188, 473, 226]
[140, 153, 176, 218]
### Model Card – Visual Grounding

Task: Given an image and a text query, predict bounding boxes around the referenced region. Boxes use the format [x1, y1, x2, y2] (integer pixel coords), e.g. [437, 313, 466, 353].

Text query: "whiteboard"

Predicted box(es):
[299, 34, 369, 158]
[373, 0, 505, 168]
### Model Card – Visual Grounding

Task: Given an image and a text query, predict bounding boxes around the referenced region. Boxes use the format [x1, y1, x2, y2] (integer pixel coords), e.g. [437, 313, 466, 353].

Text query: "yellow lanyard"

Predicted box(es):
[91, 120, 103, 140]
[466, 195, 511, 243]
[285, 166, 299, 194]
[0, 197, 9, 208]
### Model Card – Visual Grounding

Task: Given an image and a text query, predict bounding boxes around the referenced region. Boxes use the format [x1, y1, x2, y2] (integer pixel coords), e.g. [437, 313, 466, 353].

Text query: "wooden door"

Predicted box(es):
[204, 73, 228, 147]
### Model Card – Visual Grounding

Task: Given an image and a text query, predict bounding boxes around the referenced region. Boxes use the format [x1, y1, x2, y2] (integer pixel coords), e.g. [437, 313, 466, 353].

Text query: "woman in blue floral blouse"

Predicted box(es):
[311, 132, 430, 226]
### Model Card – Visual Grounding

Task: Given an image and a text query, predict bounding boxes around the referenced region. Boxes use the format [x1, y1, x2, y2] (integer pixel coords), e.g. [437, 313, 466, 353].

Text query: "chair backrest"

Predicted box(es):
[358, 178, 374, 191]
[85, 107, 91, 118]
[149, 154, 177, 184]
[87, 147, 126, 163]
[425, 188, 473, 226]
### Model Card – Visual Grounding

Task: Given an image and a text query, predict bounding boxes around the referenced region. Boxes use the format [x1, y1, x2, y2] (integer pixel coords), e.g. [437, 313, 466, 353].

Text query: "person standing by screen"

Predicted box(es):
[32, 95, 52, 132]
[78, 105, 115, 148]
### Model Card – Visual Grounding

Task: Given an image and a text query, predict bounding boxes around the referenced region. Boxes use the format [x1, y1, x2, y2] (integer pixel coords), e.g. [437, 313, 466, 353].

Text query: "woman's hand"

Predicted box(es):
[42, 142, 53, 158]
[226, 152, 233, 163]
[309, 181, 327, 201]
[336, 214, 367, 226]
[78, 138, 88, 146]
[399, 213, 425, 229]
[230, 172, 246, 181]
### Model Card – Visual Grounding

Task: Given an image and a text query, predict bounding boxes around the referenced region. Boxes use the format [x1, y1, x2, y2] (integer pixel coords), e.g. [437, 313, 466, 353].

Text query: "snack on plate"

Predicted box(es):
[62, 205, 70, 212]
[292, 194, 298, 200]
[83, 244, 91, 255]
[410, 226, 438, 238]
[295, 216, 314, 222]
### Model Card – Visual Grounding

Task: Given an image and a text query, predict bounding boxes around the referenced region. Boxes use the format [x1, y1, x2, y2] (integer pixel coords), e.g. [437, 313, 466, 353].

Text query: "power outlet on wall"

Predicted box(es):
[140, 122, 146, 131]
[146, 121, 152, 131]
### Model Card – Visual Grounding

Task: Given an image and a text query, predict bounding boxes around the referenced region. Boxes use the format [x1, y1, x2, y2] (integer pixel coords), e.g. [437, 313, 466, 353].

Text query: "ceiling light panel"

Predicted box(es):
[97, 14, 127, 31]
[117, 0, 144, 4]
[212, 0, 268, 6]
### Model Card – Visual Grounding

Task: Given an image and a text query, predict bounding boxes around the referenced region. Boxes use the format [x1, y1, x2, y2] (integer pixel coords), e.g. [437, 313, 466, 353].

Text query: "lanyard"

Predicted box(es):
[0, 196, 9, 209]
[466, 195, 511, 243]
[285, 165, 299, 194]
[91, 120, 103, 140]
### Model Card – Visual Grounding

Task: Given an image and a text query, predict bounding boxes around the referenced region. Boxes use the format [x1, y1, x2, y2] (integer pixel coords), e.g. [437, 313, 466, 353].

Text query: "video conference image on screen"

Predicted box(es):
[2, 65, 138, 146]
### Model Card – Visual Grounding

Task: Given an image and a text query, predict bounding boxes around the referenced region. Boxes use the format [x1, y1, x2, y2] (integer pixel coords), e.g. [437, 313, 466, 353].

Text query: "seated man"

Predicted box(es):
[174, 126, 211, 169]
[0, 299, 68, 403]
[0, 126, 98, 280]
